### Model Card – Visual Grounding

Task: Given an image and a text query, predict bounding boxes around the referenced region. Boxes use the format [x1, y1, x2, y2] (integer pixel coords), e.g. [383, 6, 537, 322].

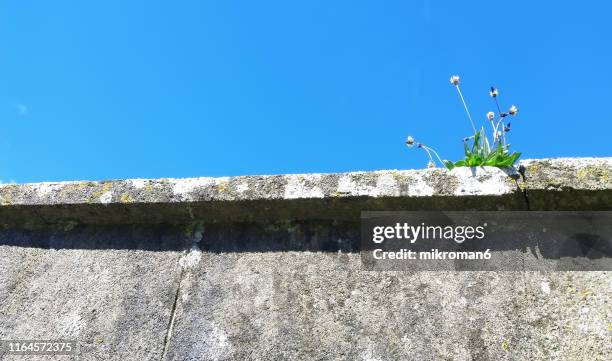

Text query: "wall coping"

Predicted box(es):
[1, 157, 611, 226]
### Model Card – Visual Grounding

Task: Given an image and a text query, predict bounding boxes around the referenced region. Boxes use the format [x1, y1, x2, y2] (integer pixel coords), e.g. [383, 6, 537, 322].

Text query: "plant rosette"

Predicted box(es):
[407, 75, 520, 170]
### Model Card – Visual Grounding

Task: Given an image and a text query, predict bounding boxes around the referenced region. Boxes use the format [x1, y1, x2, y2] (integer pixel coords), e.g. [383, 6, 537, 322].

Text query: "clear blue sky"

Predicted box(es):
[1, 1, 611, 183]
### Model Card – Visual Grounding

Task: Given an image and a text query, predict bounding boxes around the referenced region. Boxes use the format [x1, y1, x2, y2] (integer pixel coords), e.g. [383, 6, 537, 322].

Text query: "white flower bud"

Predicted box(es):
[449, 75, 460, 86]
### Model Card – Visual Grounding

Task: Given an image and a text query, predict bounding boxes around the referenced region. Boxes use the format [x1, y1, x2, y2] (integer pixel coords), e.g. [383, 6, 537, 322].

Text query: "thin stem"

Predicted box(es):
[422, 145, 445, 166]
[420, 146, 435, 164]
[492, 118, 508, 150]
[489, 119, 498, 145]
[493, 96, 503, 116]
[494, 118, 503, 134]
[493, 117, 502, 143]
[494, 118, 507, 150]
[492, 95, 507, 150]
[455, 85, 476, 133]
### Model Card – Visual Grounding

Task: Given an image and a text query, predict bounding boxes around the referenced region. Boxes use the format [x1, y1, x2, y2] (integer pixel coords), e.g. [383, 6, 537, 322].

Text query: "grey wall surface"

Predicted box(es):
[0, 158, 611, 360]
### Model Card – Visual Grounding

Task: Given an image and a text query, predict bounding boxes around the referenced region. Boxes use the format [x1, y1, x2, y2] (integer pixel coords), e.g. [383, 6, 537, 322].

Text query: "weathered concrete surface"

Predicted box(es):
[168, 253, 611, 361]
[0, 157, 611, 360]
[1, 158, 609, 207]
[520, 158, 612, 210]
[0, 158, 610, 226]
[0, 227, 188, 360]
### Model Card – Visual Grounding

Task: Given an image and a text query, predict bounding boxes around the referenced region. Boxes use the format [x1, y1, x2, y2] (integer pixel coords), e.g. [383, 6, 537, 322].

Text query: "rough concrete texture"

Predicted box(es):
[2, 158, 610, 207]
[1, 157, 611, 227]
[0, 157, 611, 360]
[168, 253, 611, 361]
[0, 227, 187, 360]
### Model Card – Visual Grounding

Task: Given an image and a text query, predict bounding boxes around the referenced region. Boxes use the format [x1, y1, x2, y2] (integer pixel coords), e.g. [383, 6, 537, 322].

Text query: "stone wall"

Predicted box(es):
[0, 158, 611, 360]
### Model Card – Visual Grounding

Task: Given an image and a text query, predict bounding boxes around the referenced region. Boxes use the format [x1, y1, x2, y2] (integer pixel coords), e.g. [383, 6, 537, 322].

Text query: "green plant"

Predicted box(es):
[406, 75, 521, 169]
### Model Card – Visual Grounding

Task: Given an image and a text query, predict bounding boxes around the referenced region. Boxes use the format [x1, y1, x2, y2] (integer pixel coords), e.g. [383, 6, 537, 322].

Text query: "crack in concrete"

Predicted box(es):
[160, 267, 185, 361]
[160, 222, 204, 360]
[518, 165, 531, 211]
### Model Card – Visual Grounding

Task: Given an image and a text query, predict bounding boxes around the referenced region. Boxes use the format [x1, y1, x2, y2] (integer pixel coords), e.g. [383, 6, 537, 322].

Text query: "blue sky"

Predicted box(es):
[1, 1, 611, 183]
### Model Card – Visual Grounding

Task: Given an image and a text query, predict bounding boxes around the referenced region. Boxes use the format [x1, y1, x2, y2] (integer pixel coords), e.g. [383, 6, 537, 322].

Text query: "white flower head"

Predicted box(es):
[449, 75, 460, 86]
[406, 135, 415, 148]
[508, 105, 518, 116]
[487, 111, 495, 121]
[490, 87, 499, 97]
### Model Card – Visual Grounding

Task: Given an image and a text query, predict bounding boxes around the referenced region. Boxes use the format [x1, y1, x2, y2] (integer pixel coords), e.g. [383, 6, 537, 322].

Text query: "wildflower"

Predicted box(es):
[406, 75, 523, 170]
[449, 75, 460, 86]
[406, 136, 415, 148]
[509, 105, 518, 116]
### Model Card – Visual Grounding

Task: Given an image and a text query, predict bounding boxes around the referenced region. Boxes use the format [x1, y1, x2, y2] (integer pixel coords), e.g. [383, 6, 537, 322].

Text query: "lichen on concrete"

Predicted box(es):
[0, 158, 609, 227]
[0, 158, 607, 209]
[0, 158, 611, 360]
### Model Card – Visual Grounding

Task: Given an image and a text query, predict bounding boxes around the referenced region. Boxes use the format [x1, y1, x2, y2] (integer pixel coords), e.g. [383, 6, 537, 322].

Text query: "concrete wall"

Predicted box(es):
[0, 158, 611, 360]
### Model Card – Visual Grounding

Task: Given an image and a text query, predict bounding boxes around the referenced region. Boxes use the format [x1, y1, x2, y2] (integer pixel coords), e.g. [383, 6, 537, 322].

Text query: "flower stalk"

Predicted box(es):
[450, 75, 476, 133]
[406, 75, 522, 169]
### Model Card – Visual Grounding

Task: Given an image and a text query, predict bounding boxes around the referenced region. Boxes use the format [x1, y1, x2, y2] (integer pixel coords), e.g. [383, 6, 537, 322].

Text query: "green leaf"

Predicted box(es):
[481, 128, 490, 157]
[463, 140, 470, 157]
[507, 152, 521, 165]
[491, 152, 521, 168]
[471, 131, 481, 154]
[485, 147, 500, 162]
[466, 154, 483, 167]
[446, 145, 521, 169]
[484, 156, 498, 166]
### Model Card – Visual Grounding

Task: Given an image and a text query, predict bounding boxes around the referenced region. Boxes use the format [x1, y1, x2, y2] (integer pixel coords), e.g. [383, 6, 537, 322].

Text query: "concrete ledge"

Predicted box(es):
[1, 158, 611, 226]
[1, 157, 611, 360]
